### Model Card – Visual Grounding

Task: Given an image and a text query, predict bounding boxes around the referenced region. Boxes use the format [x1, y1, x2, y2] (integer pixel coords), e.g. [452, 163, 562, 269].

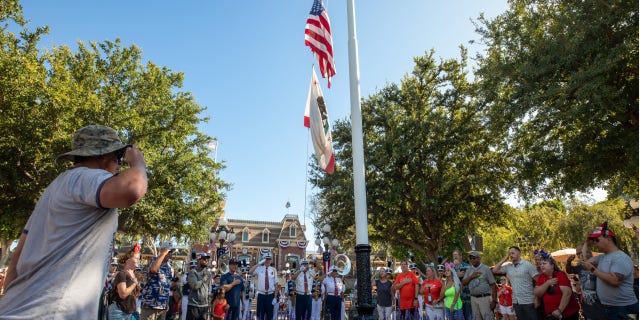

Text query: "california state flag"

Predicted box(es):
[304, 67, 335, 174]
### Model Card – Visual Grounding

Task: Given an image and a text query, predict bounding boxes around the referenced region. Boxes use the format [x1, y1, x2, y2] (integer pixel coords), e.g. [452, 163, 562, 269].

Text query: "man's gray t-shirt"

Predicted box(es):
[593, 250, 636, 306]
[464, 263, 496, 296]
[0, 167, 117, 319]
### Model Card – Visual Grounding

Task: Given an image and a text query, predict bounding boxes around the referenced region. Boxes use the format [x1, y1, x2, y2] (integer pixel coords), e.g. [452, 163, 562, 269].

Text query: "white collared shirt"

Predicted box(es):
[295, 270, 315, 294]
[322, 276, 344, 296]
[253, 265, 278, 293]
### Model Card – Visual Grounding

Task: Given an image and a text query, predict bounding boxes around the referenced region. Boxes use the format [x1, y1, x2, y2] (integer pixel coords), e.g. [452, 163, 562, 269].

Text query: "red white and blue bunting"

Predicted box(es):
[297, 241, 308, 248]
[279, 240, 290, 248]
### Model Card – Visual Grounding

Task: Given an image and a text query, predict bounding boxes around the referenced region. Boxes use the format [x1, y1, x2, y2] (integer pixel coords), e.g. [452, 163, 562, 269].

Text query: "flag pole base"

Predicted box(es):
[354, 244, 375, 318]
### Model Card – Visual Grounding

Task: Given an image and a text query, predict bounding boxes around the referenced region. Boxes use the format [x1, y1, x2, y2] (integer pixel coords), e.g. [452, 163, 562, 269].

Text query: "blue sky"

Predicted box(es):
[19, 1, 512, 243]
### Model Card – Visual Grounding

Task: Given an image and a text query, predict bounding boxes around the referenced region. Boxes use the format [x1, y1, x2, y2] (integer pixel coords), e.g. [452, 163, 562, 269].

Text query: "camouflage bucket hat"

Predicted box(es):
[56, 125, 129, 162]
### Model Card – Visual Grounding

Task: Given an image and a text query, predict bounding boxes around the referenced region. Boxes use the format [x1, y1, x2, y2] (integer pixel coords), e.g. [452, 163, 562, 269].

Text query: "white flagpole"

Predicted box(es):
[347, 0, 367, 246]
[347, 0, 374, 315]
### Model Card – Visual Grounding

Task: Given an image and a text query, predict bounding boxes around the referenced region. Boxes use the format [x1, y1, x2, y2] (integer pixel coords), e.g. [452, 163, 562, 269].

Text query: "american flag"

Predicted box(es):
[304, 0, 336, 88]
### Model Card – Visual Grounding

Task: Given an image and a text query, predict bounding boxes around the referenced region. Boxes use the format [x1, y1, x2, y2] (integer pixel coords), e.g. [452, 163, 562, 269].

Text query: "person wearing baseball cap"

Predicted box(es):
[220, 258, 244, 320]
[462, 251, 497, 320]
[141, 241, 176, 318]
[0, 125, 147, 319]
[582, 222, 638, 319]
[186, 252, 213, 319]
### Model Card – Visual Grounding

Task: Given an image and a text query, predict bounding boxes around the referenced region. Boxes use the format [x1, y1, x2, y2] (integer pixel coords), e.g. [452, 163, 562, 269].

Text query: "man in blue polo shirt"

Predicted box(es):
[221, 259, 244, 320]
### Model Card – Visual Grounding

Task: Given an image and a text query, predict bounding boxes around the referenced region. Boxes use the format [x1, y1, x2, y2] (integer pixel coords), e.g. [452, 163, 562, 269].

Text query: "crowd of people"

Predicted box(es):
[0, 124, 636, 320]
[370, 223, 638, 320]
[94, 246, 351, 320]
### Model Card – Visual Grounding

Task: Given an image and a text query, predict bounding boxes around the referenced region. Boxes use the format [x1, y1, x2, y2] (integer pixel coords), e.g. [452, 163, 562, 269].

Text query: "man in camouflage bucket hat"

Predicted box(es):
[56, 124, 131, 162]
[0, 124, 148, 319]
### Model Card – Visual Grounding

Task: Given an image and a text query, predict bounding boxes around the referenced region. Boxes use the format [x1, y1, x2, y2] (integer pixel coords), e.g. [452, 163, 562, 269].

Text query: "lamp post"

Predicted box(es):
[317, 224, 339, 275]
[210, 217, 236, 269]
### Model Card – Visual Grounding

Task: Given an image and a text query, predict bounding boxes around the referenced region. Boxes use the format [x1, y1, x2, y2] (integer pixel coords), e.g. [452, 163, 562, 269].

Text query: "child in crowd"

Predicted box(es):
[212, 287, 229, 320]
[497, 277, 515, 320]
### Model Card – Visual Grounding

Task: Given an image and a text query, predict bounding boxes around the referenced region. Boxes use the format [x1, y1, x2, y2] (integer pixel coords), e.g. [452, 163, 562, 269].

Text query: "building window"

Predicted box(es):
[262, 231, 269, 243]
[289, 226, 296, 237]
[242, 231, 249, 242]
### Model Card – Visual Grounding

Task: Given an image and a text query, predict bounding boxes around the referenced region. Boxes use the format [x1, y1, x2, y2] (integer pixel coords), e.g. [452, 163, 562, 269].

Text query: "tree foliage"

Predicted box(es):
[474, 0, 638, 198]
[0, 3, 227, 264]
[310, 50, 513, 261]
[479, 198, 637, 266]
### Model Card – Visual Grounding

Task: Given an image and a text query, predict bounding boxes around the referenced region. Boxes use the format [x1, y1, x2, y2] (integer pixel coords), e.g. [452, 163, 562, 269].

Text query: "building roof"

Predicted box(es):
[223, 214, 307, 247]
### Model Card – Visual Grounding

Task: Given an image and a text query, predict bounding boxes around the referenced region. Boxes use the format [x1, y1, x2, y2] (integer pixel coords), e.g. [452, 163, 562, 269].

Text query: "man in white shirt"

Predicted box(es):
[322, 266, 344, 320]
[292, 258, 314, 320]
[250, 253, 278, 320]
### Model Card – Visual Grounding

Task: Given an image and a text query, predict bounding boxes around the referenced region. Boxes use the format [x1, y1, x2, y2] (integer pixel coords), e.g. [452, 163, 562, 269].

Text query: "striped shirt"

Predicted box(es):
[499, 260, 538, 304]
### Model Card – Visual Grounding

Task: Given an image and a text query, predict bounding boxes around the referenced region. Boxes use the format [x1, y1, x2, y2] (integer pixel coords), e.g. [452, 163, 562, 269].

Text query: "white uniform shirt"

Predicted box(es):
[253, 265, 278, 293]
[295, 270, 315, 295]
[322, 276, 344, 296]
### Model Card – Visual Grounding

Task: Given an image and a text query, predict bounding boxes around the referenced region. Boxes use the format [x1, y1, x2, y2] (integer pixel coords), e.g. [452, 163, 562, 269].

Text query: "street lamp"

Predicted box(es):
[210, 217, 236, 268]
[317, 224, 340, 274]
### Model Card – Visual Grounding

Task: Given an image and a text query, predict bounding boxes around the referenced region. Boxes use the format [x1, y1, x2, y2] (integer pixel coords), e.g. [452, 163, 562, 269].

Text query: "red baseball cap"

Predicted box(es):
[588, 224, 616, 238]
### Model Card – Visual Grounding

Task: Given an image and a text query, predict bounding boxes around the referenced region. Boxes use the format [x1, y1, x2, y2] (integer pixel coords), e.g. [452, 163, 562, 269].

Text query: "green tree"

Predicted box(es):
[310, 50, 513, 261]
[0, 5, 227, 264]
[0, 1, 53, 265]
[474, 0, 638, 199]
[479, 198, 637, 266]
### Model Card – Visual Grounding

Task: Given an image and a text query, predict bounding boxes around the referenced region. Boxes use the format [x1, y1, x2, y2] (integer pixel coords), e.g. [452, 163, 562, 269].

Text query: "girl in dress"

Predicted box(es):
[212, 288, 229, 320]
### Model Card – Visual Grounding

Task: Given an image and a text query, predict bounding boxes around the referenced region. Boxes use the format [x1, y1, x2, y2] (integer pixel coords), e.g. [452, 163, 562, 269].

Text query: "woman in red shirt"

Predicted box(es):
[534, 254, 580, 320]
[420, 265, 444, 320]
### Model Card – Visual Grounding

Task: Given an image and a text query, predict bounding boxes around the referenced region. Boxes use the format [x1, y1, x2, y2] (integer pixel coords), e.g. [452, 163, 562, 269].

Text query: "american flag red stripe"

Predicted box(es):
[305, 0, 336, 88]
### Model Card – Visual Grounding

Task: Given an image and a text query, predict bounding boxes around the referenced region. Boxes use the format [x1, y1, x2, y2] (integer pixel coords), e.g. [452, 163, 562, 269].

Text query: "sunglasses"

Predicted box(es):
[115, 149, 126, 165]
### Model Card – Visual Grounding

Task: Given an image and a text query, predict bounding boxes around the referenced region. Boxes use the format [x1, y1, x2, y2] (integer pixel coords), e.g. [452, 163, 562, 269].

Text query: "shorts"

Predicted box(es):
[499, 305, 515, 315]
